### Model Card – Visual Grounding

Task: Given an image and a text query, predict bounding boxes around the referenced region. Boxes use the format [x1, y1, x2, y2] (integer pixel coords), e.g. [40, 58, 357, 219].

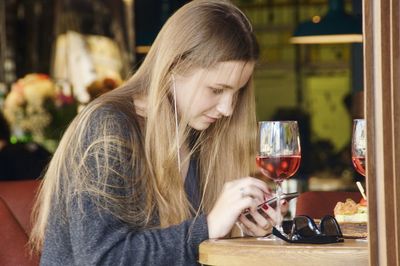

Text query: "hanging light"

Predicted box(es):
[290, 0, 362, 44]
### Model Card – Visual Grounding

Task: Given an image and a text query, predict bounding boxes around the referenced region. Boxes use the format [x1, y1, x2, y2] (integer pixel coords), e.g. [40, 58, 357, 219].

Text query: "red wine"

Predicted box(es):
[352, 156, 366, 176]
[256, 155, 301, 183]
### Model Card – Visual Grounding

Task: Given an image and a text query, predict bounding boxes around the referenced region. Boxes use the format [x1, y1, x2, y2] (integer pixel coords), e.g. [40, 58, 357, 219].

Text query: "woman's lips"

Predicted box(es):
[204, 115, 218, 123]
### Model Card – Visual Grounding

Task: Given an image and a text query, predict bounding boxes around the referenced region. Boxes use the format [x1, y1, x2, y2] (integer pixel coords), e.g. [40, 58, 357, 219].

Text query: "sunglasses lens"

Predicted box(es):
[293, 216, 319, 238]
[320, 216, 342, 237]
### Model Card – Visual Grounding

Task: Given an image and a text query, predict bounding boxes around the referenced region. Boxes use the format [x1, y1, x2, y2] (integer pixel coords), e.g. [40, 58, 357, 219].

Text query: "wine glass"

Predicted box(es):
[352, 119, 366, 177]
[256, 121, 301, 237]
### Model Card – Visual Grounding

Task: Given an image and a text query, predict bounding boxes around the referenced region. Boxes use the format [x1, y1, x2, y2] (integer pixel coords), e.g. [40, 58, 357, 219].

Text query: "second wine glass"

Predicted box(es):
[256, 121, 301, 236]
[352, 119, 366, 177]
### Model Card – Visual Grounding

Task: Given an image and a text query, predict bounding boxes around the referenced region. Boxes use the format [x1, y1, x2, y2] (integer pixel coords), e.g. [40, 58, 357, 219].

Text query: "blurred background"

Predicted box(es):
[0, 0, 365, 196]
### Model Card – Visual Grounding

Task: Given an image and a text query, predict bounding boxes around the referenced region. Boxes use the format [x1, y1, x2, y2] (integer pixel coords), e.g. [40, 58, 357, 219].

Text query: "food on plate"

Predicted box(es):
[334, 198, 367, 223]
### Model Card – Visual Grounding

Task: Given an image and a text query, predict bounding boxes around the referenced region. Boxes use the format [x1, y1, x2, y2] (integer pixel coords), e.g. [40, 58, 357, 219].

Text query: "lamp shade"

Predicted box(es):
[290, 0, 362, 44]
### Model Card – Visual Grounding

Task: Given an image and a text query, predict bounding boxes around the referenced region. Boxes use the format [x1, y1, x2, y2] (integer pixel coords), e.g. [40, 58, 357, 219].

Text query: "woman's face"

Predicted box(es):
[173, 60, 255, 131]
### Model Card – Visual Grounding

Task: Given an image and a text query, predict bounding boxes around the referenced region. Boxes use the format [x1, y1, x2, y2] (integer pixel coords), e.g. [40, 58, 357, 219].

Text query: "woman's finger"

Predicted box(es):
[236, 195, 258, 213]
[239, 215, 259, 236]
[248, 209, 274, 230]
[260, 204, 280, 225]
[237, 221, 254, 237]
[280, 200, 289, 215]
[239, 214, 269, 236]
[237, 185, 265, 205]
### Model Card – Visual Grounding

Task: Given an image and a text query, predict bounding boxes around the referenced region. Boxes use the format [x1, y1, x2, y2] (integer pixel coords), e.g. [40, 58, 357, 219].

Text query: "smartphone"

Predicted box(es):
[243, 192, 299, 220]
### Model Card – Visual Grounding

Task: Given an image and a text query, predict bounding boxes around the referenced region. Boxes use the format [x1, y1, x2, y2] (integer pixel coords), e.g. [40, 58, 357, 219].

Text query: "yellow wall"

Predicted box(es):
[304, 73, 351, 151]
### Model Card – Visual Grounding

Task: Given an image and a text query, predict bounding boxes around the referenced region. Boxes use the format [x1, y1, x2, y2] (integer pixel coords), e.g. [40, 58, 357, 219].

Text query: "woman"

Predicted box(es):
[30, 1, 287, 265]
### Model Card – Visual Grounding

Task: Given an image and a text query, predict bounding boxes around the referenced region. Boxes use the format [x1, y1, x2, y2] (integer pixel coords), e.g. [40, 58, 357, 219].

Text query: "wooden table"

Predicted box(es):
[199, 237, 368, 266]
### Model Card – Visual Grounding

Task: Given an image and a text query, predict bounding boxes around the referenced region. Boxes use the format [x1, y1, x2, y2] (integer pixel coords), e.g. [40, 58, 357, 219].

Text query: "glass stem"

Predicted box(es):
[276, 182, 283, 233]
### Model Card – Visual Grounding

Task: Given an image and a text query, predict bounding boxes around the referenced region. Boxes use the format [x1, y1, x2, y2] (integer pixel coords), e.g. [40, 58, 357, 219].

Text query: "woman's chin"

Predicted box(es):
[189, 120, 212, 131]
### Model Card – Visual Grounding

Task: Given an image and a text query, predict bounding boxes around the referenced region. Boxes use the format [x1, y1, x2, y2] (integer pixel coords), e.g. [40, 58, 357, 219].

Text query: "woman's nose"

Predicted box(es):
[216, 95, 234, 117]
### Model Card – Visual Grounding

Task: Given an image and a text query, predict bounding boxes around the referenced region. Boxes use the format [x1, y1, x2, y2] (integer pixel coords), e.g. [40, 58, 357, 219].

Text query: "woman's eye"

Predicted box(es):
[210, 87, 224, 95]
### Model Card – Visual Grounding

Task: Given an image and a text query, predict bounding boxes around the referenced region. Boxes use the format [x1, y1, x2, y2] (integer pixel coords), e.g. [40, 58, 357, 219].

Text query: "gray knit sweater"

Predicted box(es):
[40, 106, 209, 266]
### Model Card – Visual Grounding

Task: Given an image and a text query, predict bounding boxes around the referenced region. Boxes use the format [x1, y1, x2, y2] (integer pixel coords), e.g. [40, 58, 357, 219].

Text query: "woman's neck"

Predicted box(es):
[133, 95, 147, 118]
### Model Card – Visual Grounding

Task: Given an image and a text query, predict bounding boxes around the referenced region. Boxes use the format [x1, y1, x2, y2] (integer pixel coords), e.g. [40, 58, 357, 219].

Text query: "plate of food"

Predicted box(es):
[334, 198, 368, 238]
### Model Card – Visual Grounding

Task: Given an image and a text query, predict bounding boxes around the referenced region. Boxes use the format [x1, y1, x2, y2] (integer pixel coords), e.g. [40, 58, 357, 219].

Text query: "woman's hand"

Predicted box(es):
[207, 177, 270, 239]
[237, 199, 289, 237]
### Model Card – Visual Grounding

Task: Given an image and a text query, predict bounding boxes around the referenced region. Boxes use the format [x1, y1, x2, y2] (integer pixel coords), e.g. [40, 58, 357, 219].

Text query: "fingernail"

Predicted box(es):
[262, 204, 269, 211]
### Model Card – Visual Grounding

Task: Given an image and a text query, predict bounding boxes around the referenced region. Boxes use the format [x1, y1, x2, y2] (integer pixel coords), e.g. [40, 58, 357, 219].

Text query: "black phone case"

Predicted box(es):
[262, 192, 299, 209]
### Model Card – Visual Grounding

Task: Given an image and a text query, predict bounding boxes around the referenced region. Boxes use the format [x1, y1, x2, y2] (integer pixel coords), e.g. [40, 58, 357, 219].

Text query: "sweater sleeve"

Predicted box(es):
[66, 106, 208, 265]
[68, 194, 209, 266]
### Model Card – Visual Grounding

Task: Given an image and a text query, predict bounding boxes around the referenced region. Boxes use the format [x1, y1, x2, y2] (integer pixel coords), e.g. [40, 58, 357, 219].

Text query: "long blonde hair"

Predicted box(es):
[30, 0, 259, 253]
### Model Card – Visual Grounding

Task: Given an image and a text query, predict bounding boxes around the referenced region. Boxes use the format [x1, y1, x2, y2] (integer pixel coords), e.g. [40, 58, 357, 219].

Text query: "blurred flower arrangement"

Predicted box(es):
[3, 73, 77, 150]
[86, 77, 121, 101]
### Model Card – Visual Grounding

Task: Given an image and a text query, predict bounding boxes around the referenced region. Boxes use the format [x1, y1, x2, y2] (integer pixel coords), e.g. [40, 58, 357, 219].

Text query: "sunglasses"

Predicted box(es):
[273, 215, 344, 244]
